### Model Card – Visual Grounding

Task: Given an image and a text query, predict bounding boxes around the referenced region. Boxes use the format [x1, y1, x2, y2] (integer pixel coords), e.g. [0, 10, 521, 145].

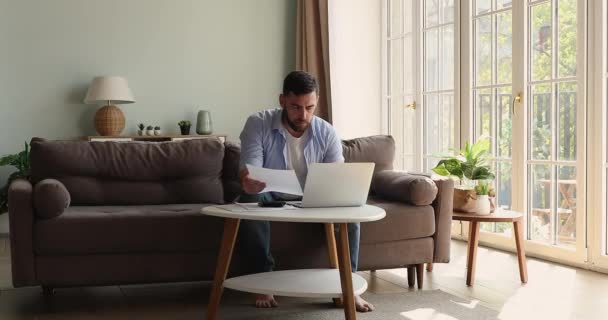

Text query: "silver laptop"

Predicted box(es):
[291, 162, 375, 208]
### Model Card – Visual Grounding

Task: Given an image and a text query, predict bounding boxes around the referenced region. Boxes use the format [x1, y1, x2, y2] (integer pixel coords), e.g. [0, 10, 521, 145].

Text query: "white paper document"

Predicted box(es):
[246, 164, 303, 196]
[220, 203, 297, 212]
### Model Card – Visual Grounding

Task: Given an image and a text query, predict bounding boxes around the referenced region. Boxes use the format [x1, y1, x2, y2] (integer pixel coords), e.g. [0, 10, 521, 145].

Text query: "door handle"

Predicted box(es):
[512, 93, 522, 115]
[405, 101, 416, 110]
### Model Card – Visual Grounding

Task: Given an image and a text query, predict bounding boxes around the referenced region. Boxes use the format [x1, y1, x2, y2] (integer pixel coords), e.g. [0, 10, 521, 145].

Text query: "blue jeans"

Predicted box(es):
[236, 192, 361, 273]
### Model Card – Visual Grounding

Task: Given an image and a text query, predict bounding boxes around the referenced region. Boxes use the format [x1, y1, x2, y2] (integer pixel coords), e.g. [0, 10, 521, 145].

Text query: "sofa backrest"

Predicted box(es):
[220, 135, 396, 202]
[30, 138, 225, 205]
[342, 135, 395, 172]
[222, 141, 243, 203]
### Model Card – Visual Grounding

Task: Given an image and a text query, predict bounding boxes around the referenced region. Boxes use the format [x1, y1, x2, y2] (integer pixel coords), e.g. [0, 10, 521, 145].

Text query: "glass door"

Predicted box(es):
[422, 0, 458, 172]
[471, 0, 514, 236]
[467, 0, 586, 262]
[385, 0, 458, 173]
[386, 0, 421, 171]
[524, 0, 585, 260]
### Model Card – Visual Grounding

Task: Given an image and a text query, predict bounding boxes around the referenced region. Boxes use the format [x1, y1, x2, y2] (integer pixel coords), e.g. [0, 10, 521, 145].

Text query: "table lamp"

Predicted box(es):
[84, 76, 135, 136]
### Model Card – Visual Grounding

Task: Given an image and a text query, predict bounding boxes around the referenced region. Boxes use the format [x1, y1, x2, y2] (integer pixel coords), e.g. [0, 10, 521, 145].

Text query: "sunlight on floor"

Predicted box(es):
[400, 308, 460, 320]
[451, 299, 480, 309]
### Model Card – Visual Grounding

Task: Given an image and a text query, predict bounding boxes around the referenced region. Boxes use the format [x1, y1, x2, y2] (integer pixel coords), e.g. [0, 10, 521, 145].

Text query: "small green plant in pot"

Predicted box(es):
[146, 125, 154, 136]
[0, 142, 30, 214]
[432, 137, 495, 213]
[474, 180, 494, 215]
[137, 123, 145, 136]
[178, 120, 191, 135]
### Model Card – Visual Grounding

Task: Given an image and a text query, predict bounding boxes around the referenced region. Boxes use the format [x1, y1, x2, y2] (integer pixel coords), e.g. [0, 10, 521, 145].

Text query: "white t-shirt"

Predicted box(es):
[285, 129, 309, 189]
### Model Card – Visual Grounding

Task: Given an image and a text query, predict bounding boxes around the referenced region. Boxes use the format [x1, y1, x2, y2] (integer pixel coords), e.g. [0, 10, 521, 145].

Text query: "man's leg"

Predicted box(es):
[236, 192, 277, 308]
[335, 222, 375, 313]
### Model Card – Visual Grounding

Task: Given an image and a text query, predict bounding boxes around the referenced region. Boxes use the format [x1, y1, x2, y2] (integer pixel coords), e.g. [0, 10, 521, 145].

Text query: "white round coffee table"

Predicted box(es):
[201, 204, 386, 320]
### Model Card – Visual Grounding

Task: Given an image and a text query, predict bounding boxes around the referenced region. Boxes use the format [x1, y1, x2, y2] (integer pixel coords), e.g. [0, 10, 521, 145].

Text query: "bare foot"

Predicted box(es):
[254, 294, 278, 308]
[355, 295, 374, 312]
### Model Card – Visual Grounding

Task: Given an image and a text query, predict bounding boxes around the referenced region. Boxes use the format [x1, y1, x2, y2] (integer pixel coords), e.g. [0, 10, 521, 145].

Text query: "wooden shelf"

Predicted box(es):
[85, 134, 226, 142]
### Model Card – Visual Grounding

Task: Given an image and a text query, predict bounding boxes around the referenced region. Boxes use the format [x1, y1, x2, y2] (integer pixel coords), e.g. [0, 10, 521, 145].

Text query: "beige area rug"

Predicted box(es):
[0, 282, 498, 320]
[219, 290, 499, 320]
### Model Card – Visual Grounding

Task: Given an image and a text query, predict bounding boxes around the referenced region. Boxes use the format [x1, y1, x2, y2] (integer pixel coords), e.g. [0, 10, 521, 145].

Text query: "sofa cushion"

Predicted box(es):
[33, 179, 71, 219]
[342, 135, 395, 172]
[34, 204, 224, 255]
[30, 138, 225, 205]
[361, 196, 435, 244]
[222, 141, 243, 203]
[371, 170, 438, 205]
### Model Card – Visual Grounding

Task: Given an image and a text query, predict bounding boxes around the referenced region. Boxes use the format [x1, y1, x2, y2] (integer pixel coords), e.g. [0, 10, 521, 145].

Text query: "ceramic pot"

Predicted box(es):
[179, 125, 191, 135]
[476, 195, 491, 215]
[196, 110, 213, 135]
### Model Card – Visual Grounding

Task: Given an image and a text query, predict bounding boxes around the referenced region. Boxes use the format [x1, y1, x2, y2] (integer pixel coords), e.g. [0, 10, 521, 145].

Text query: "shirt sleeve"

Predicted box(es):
[323, 126, 345, 163]
[239, 115, 264, 170]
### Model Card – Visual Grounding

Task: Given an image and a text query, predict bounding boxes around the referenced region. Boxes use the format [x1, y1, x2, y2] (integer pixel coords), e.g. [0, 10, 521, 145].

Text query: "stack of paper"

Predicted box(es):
[246, 164, 303, 195]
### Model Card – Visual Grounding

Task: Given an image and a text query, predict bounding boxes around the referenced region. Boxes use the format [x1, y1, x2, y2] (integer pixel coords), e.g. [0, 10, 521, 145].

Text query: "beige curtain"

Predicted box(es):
[296, 0, 332, 123]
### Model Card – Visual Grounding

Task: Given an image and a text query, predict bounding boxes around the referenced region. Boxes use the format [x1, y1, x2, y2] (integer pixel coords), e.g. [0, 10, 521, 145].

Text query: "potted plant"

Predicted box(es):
[0, 142, 30, 214]
[178, 120, 191, 135]
[432, 137, 495, 213]
[474, 181, 492, 215]
[146, 125, 154, 136]
[137, 123, 145, 136]
[154, 126, 161, 136]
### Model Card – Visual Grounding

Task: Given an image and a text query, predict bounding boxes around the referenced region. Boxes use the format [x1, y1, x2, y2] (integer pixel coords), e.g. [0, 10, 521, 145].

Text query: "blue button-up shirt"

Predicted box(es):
[239, 108, 344, 172]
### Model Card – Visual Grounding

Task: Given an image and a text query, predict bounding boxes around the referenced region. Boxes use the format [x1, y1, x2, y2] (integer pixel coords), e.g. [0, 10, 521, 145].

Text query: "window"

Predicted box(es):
[472, 0, 513, 235]
[385, 0, 589, 267]
[384, 0, 458, 173]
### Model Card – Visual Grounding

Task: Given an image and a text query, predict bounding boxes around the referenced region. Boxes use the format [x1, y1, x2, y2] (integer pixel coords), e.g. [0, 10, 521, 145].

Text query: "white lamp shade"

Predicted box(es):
[84, 76, 135, 104]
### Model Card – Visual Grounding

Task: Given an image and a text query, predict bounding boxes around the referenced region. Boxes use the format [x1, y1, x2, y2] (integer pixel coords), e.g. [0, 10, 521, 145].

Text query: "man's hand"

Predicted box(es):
[240, 169, 266, 195]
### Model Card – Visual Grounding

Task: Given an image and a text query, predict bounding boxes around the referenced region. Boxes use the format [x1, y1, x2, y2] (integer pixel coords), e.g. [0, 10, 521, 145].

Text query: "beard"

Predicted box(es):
[282, 110, 309, 133]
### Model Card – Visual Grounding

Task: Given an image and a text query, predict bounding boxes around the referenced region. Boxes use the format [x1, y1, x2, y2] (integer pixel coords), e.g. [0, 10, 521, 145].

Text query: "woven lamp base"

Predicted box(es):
[94, 105, 125, 136]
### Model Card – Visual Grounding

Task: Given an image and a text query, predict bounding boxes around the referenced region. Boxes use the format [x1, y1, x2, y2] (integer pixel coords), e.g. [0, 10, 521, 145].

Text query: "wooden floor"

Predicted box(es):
[0, 237, 606, 319]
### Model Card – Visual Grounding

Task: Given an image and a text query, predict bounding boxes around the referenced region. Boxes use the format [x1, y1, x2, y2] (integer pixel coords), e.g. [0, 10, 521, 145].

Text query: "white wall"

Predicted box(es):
[328, 0, 382, 140]
[0, 0, 295, 193]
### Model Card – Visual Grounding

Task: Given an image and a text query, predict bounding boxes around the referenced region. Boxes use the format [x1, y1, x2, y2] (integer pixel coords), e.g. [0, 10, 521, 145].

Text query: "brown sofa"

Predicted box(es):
[9, 135, 453, 291]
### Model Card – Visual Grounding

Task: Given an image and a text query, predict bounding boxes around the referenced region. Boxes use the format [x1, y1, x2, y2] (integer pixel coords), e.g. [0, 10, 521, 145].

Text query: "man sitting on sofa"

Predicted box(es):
[238, 70, 374, 312]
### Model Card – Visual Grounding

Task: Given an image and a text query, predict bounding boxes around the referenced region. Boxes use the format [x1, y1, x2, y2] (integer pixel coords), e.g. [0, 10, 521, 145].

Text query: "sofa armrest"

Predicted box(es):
[371, 170, 438, 206]
[431, 177, 454, 263]
[8, 178, 37, 287]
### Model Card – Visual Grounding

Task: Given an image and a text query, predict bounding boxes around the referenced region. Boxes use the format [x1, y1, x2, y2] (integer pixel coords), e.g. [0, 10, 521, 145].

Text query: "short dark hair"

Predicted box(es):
[282, 71, 319, 96]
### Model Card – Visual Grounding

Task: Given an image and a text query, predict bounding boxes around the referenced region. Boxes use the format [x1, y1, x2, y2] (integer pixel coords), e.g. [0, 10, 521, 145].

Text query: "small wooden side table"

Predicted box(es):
[452, 210, 528, 286]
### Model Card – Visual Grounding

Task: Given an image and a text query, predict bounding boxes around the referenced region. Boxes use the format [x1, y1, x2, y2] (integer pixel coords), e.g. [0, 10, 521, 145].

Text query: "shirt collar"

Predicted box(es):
[272, 108, 317, 140]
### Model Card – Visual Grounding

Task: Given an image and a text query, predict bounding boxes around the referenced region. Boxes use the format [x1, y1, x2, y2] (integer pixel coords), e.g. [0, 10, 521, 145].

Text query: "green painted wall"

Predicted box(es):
[0, 0, 296, 199]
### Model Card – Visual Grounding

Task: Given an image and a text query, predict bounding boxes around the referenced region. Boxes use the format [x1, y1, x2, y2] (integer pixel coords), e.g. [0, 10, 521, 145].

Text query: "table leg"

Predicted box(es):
[324, 223, 343, 307]
[466, 221, 480, 286]
[513, 218, 528, 283]
[336, 223, 357, 320]
[207, 218, 240, 320]
[426, 262, 433, 272]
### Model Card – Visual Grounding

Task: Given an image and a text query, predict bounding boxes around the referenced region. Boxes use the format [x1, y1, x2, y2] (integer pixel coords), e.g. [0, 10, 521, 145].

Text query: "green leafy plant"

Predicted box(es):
[138, 123, 145, 130]
[474, 180, 492, 196]
[178, 120, 191, 127]
[0, 142, 30, 213]
[154, 126, 160, 130]
[146, 125, 153, 130]
[432, 137, 496, 183]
